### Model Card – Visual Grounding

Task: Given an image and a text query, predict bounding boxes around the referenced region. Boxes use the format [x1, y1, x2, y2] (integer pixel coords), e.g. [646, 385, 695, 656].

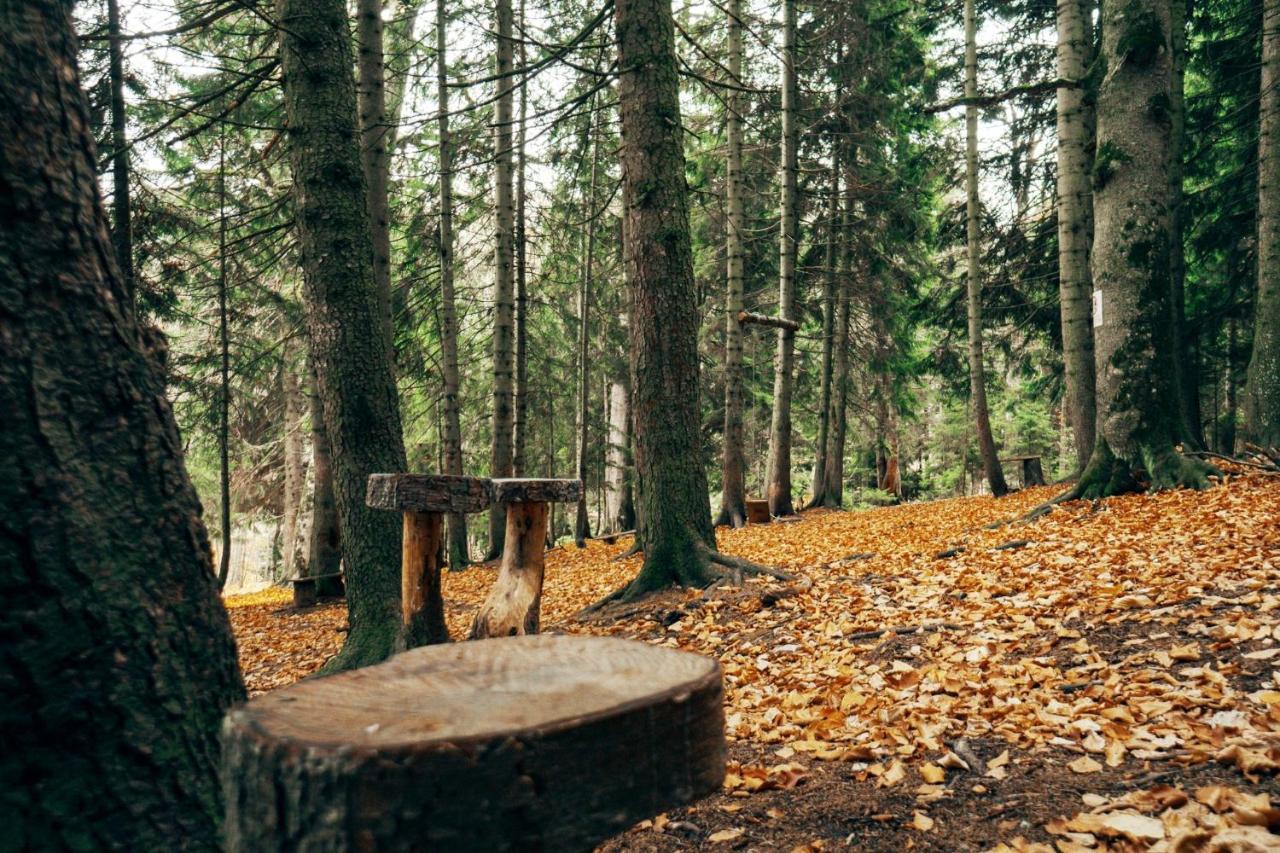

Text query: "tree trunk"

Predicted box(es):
[765, 0, 799, 518]
[0, 6, 245, 846]
[715, 0, 748, 528]
[106, 0, 134, 314]
[575, 119, 600, 547]
[1167, 0, 1202, 447]
[1055, 0, 1097, 471]
[1079, 0, 1215, 495]
[307, 359, 343, 583]
[1245, 0, 1280, 449]
[615, 0, 719, 596]
[487, 0, 517, 560]
[216, 130, 233, 587]
[281, 336, 306, 579]
[278, 0, 409, 669]
[808, 161, 839, 508]
[514, 0, 530, 476]
[357, 0, 394, 349]
[605, 376, 635, 531]
[964, 0, 1009, 497]
[436, 0, 470, 570]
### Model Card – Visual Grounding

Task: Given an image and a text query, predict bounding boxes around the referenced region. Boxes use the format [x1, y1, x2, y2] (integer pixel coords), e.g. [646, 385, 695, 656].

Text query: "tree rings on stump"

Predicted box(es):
[221, 635, 725, 851]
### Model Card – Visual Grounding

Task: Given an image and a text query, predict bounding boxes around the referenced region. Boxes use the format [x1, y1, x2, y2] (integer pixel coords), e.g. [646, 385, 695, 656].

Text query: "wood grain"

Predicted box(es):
[222, 635, 725, 851]
[366, 473, 492, 513]
[470, 502, 547, 638]
[490, 477, 583, 504]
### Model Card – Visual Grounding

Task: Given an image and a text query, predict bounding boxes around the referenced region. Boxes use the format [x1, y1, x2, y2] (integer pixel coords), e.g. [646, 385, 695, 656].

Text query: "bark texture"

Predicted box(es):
[281, 338, 307, 577]
[808, 162, 839, 508]
[575, 119, 600, 547]
[106, 0, 134, 310]
[1245, 0, 1280, 449]
[470, 502, 550, 637]
[605, 376, 636, 531]
[278, 0, 409, 669]
[1081, 0, 1215, 494]
[1056, 0, 1098, 470]
[436, 0, 470, 570]
[487, 0, 517, 559]
[514, 0, 530, 475]
[964, 0, 1009, 497]
[616, 0, 719, 595]
[357, 0, 393, 346]
[0, 6, 245, 847]
[765, 0, 800, 518]
[716, 0, 748, 528]
[307, 359, 343, 583]
[222, 636, 724, 851]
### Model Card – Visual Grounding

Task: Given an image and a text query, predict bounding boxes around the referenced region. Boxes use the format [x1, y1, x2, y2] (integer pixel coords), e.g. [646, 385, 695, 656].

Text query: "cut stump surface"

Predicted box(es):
[222, 634, 725, 851]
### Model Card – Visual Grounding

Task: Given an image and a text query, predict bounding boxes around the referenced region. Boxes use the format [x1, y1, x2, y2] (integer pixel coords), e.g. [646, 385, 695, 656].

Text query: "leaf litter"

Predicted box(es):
[226, 470, 1280, 849]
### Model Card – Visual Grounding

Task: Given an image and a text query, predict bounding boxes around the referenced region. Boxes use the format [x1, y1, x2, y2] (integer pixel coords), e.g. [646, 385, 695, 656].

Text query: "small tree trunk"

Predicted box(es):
[436, 0, 469, 570]
[401, 511, 448, 645]
[1245, 0, 1280, 449]
[216, 129, 233, 587]
[357, 0, 394, 349]
[964, 0, 1009, 498]
[281, 336, 306, 579]
[471, 502, 548, 637]
[765, 0, 800, 517]
[615, 0, 719, 595]
[106, 0, 134, 314]
[808, 160, 839, 508]
[1, 6, 245, 843]
[514, 0, 530, 476]
[487, 0, 517, 560]
[278, 0, 409, 668]
[307, 359, 343, 583]
[715, 0, 748, 528]
[1055, 0, 1098, 471]
[575, 118, 600, 547]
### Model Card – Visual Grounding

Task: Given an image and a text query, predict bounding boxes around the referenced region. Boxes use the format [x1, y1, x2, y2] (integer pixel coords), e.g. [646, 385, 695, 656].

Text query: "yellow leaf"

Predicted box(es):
[1068, 756, 1102, 774]
[708, 828, 745, 843]
[912, 811, 935, 832]
[920, 763, 946, 784]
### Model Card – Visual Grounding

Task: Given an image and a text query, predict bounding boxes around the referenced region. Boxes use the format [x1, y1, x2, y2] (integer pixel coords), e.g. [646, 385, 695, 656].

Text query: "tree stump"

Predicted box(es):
[366, 474, 492, 643]
[1002, 455, 1046, 488]
[745, 498, 771, 524]
[221, 634, 725, 851]
[471, 478, 582, 639]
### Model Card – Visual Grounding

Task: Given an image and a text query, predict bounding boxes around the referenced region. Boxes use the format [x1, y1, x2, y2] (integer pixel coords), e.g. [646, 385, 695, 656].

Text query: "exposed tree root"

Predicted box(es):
[700, 543, 796, 584]
[610, 539, 644, 561]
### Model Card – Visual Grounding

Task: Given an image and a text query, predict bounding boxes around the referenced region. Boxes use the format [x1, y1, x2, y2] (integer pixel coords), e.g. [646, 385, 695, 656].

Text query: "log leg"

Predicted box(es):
[402, 511, 449, 646]
[1023, 457, 1046, 487]
[470, 502, 549, 638]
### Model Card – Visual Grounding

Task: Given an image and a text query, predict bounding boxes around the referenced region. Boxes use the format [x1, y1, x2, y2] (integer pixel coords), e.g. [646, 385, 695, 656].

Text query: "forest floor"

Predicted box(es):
[226, 468, 1280, 851]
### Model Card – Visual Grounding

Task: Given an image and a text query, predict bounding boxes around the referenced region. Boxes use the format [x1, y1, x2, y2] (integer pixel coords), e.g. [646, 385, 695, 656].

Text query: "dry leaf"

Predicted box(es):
[708, 828, 745, 843]
[912, 811, 935, 832]
[1068, 756, 1103, 774]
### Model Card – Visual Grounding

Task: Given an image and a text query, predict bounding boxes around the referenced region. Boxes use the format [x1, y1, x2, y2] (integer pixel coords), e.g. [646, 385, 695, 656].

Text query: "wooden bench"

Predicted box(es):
[745, 498, 770, 524]
[288, 572, 343, 608]
[221, 634, 726, 851]
[1002, 454, 1046, 487]
[366, 473, 492, 641]
[471, 478, 582, 639]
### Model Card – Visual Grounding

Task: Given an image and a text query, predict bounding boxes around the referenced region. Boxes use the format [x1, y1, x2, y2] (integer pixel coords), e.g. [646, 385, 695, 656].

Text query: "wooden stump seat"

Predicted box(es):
[367, 473, 492, 642]
[1002, 454, 1046, 488]
[288, 572, 343, 608]
[471, 478, 582, 639]
[745, 498, 771, 524]
[221, 635, 726, 852]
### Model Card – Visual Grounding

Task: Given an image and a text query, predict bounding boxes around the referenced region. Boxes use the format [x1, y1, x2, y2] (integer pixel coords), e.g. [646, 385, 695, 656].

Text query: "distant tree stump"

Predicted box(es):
[471, 478, 583, 638]
[366, 474, 492, 644]
[745, 498, 771, 524]
[1002, 455, 1046, 488]
[221, 635, 725, 851]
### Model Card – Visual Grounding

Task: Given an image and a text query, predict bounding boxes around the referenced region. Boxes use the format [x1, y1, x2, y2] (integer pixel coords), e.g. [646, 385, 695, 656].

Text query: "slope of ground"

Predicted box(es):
[225, 472, 1280, 850]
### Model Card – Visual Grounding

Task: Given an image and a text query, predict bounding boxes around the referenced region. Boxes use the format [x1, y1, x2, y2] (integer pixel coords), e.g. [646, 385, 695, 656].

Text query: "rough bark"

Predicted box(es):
[715, 0, 748, 528]
[400, 512, 449, 645]
[278, 0, 409, 669]
[222, 636, 724, 851]
[1078, 0, 1216, 496]
[487, 0, 517, 560]
[0, 6, 245, 846]
[106, 0, 134, 312]
[1056, 0, 1098, 471]
[357, 0, 393, 347]
[964, 0, 1009, 497]
[216, 132, 233, 587]
[819, 164, 854, 508]
[1245, 0, 1280, 449]
[765, 0, 800, 518]
[808, 162, 839, 508]
[514, 0, 530, 476]
[615, 0, 719, 596]
[575, 119, 600, 547]
[605, 376, 636, 531]
[281, 336, 307, 578]
[307, 358, 343, 584]
[436, 0, 470, 570]
[471, 502, 549, 637]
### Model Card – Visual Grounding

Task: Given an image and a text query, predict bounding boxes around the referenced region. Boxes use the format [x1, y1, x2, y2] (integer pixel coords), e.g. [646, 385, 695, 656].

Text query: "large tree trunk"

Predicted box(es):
[1245, 0, 1280, 449]
[1078, 0, 1215, 495]
[575, 118, 600, 547]
[357, 0, 394, 348]
[106, 0, 135, 313]
[514, 0, 530, 476]
[436, 0, 469, 570]
[278, 0, 409, 668]
[765, 0, 800, 518]
[307, 360, 343, 582]
[963, 0, 1009, 497]
[1055, 0, 1098, 472]
[281, 336, 307, 579]
[808, 161, 839, 508]
[0, 6, 245, 846]
[486, 0, 517, 560]
[715, 0, 748, 528]
[615, 0, 718, 596]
